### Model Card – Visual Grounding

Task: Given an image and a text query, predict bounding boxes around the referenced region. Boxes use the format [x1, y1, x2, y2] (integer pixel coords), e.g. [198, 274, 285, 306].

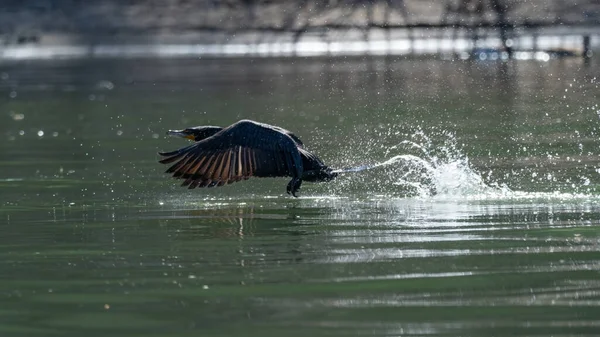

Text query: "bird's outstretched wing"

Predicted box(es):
[158, 120, 304, 189]
[271, 126, 304, 148]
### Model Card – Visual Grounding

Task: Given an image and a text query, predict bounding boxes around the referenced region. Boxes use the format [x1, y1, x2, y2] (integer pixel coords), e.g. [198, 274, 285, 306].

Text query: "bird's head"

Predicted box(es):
[166, 126, 223, 142]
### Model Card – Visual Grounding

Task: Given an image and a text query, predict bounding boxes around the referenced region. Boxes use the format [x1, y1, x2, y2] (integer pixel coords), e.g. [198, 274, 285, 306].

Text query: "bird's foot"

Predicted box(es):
[286, 178, 302, 197]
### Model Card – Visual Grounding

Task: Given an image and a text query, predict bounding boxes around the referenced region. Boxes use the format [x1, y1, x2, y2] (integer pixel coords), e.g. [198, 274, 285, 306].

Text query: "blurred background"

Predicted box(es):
[1, 0, 599, 58]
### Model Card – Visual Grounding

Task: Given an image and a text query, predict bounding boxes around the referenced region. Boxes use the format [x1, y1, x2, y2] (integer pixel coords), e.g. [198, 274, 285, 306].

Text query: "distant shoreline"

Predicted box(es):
[1, 27, 598, 61]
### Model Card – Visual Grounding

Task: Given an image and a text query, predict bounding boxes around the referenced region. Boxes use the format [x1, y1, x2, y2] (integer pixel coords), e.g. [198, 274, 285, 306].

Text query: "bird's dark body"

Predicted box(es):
[158, 120, 337, 197]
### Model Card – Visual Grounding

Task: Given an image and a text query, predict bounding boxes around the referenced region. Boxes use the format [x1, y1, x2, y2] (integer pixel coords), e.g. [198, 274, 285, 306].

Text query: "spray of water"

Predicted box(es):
[332, 129, 511, 199]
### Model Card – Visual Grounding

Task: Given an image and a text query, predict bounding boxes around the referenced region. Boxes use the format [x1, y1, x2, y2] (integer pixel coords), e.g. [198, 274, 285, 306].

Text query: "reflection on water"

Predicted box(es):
[3, 198, 600, 336]
[1, 56, 600, 336]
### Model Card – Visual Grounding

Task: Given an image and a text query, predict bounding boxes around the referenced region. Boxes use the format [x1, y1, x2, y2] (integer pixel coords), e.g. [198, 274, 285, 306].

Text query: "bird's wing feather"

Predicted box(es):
[282, 130, 304, 147]
[159, 120, 303, 189]
[266, 124, 304, 147]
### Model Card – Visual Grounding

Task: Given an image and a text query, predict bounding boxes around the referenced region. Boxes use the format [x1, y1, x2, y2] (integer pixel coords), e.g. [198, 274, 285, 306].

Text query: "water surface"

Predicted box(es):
[1, 56, 600, 336]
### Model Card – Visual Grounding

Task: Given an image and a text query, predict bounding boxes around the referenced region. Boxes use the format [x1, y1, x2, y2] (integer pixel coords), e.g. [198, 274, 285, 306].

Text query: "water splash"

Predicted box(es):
[334, 126, 600, 202]
[390, 136, 511, 197]
[335, 129, 511, 199]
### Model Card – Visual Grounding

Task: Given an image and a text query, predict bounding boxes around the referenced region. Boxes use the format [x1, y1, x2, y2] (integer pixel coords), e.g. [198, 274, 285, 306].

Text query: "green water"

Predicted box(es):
[2, 56, 600, 336]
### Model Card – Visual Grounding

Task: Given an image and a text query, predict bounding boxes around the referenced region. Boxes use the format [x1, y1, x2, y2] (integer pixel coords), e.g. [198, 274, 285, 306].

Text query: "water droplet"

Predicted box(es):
[37, 130, 44, 137]
[9, 91, 17, 98]
[116, 130, 123, 136]
[18, 130, 24, 136]
[96, 80, 114, 90]
[10, 112, 24, 121]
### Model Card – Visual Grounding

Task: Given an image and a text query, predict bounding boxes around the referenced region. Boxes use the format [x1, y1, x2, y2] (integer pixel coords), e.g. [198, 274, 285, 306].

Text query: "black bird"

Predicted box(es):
[158, 120, 338, 197]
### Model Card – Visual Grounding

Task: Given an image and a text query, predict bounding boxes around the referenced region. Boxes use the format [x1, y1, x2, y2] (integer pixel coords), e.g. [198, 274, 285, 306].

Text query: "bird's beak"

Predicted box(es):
[166, 130, 195, 141]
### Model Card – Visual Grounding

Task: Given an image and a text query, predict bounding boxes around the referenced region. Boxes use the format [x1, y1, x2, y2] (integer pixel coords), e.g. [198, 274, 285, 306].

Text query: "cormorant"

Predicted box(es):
[158, 119, 338, 197]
